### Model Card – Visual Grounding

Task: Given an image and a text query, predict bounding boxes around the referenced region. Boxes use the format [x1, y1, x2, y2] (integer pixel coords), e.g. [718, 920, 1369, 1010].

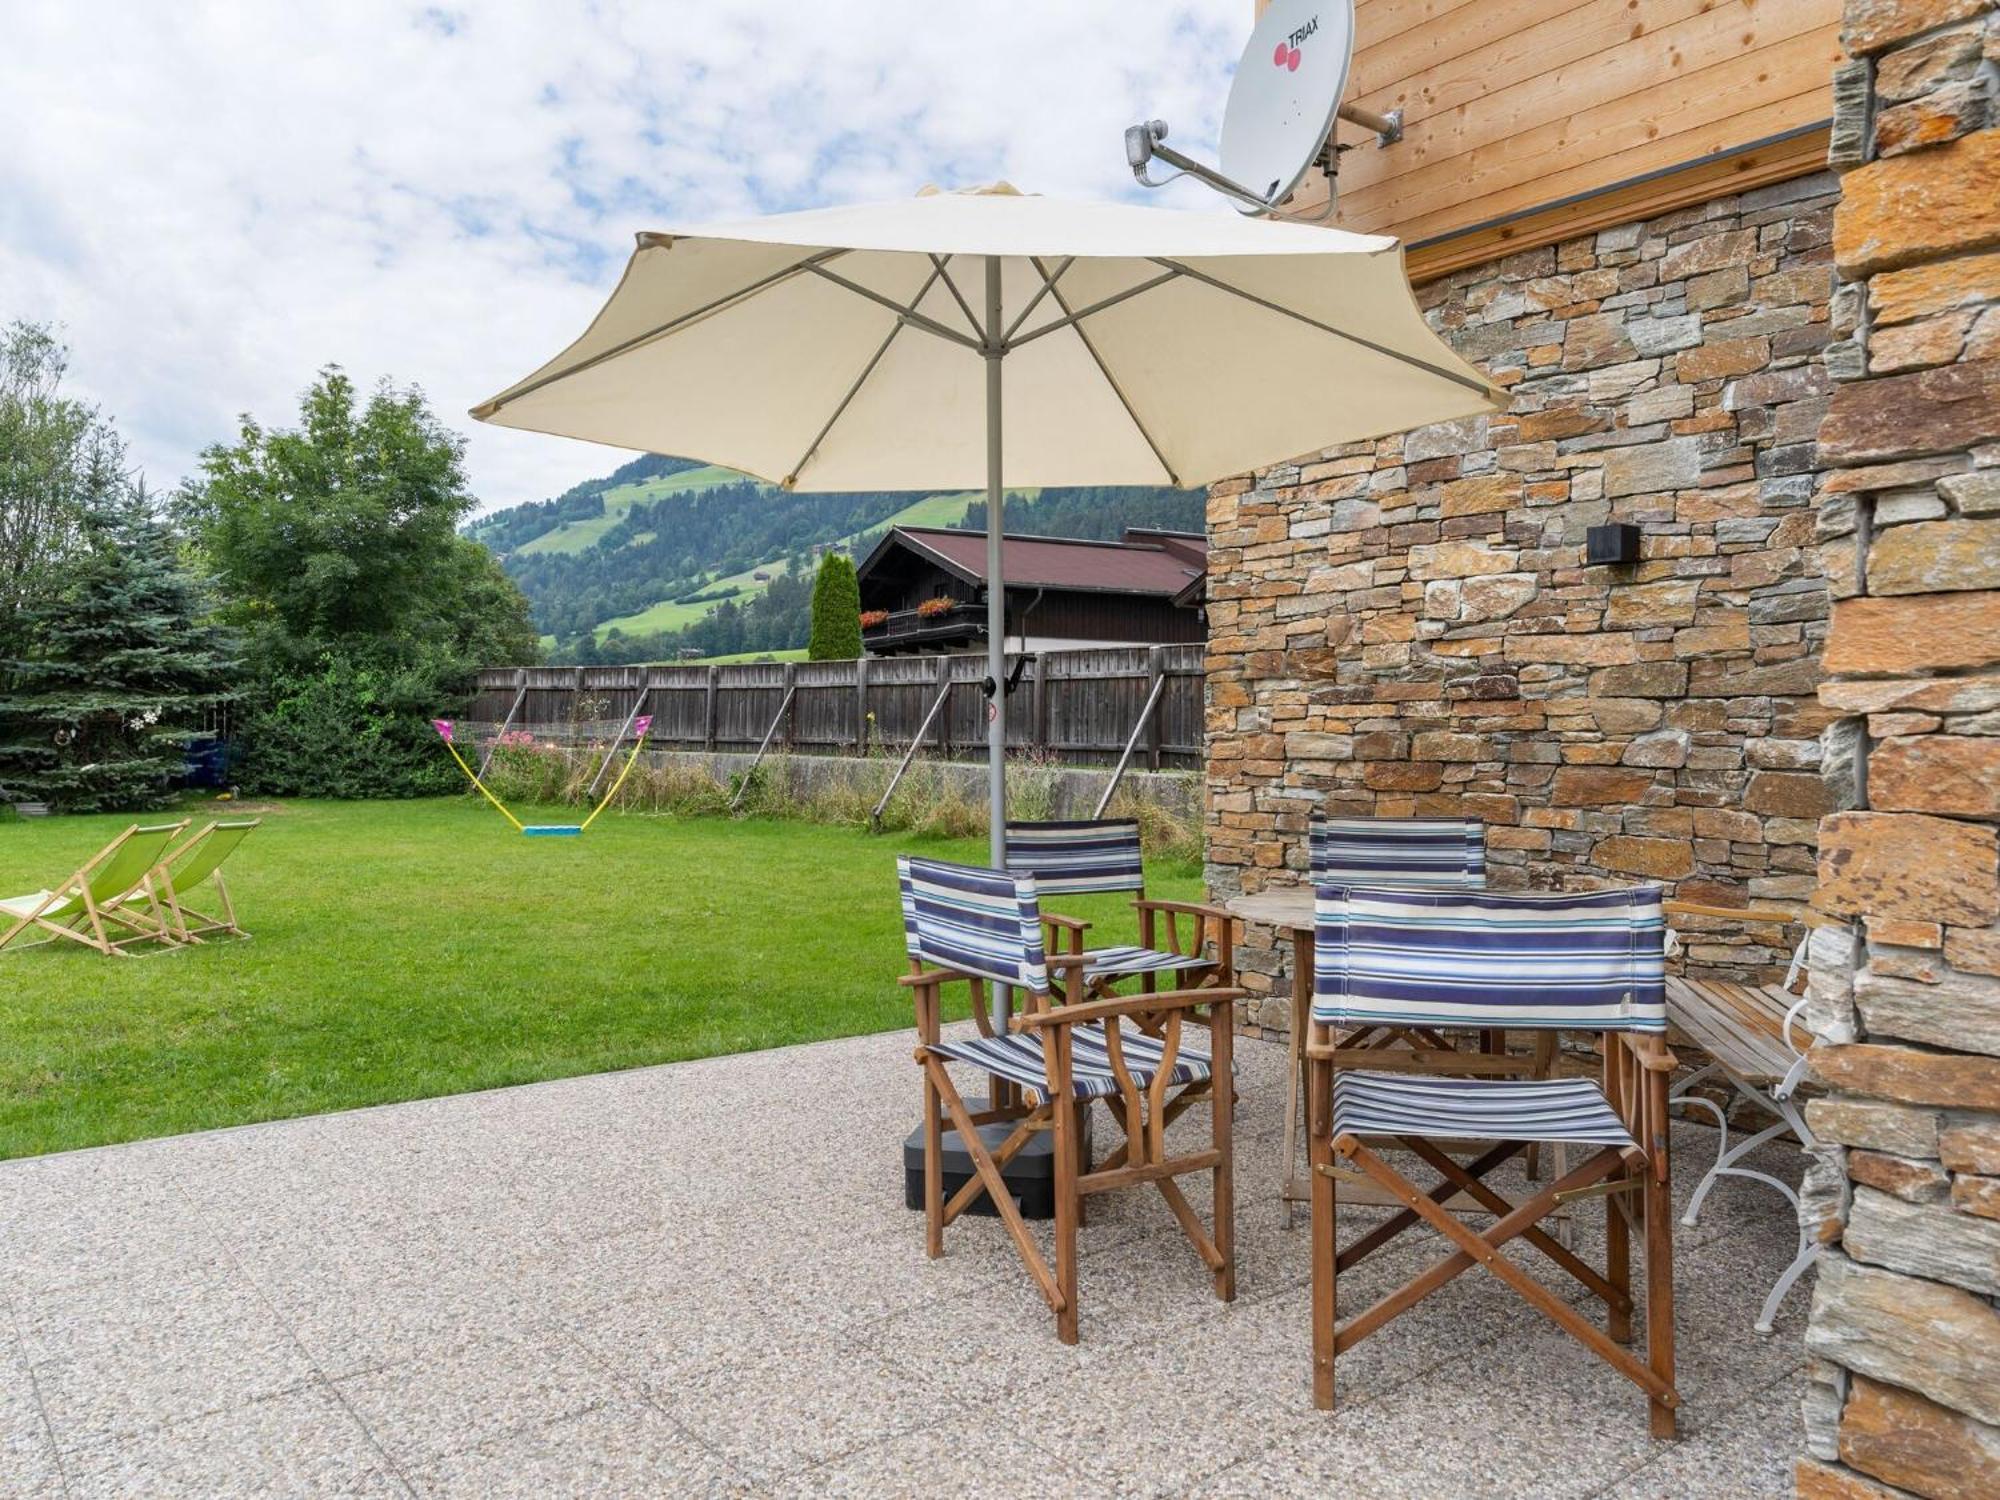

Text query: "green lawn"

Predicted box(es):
[0, 798, 1199, 1160]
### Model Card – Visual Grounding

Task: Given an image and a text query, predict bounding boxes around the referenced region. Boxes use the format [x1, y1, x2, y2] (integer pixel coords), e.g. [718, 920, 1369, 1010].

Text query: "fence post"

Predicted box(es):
[1032, 653, 1049, 757]
[855, 655, 871, 756]
[1145, 645, 1166, 771]
[704, 666, 718, 752]
[937, 656, 951, 761]
[571, 666, 584, 728]
[782, 662, 797, 750]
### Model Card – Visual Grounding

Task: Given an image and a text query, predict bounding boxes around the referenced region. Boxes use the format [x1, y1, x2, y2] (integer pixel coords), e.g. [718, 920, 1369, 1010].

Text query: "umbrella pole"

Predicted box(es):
[984, 254, 1010, 1043]
[983, 254, 1007, 874]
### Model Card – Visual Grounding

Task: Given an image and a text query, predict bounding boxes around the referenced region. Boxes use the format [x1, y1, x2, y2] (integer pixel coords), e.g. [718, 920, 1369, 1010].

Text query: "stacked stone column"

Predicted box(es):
[1796, 1, 2000, 1495]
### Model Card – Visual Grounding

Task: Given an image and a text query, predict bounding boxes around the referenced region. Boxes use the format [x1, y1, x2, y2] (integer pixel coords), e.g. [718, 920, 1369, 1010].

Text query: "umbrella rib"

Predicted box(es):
[1001, 256, 1074, 344]
[928, 255, 984, 341]
[1025, 256, 1180, 489]
[782, 263, 949, 489]
[1002, 268, 1182, 351]
[1145, 257, 1498, 400]
[473, 248, 850, 417]
[801, 265, 985, 352]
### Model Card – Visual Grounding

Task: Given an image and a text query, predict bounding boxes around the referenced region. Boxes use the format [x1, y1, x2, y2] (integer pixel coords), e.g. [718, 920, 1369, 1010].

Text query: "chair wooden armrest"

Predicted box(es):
[1617, 1031, 1679, 1073]
[1132, 898, 1233, 921]
[897, 967, 961, 988]
[1014, 986, 1245, 1029]
[1041, 912, 1091, 933]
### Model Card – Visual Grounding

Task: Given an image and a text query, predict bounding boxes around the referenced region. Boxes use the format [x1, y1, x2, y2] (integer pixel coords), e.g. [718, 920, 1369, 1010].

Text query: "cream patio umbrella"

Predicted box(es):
[472, 183, 1502, 875]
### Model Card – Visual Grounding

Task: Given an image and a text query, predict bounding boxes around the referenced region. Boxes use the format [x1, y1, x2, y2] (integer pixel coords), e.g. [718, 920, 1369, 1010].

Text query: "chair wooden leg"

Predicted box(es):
[1309, 1054, 1336, 1410]
[923, 1061, 944, 1259]
[1053, 1089, 1080, 1346]
[1645, 1167, 1677, 1438]
[1210, 1002, 1234, 1303]
[1606, 1178, 1632, 1345]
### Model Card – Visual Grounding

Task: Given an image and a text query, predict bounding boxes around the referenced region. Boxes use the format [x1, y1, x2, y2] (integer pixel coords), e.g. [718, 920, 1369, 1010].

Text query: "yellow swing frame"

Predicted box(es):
[431, 717, 651, 836]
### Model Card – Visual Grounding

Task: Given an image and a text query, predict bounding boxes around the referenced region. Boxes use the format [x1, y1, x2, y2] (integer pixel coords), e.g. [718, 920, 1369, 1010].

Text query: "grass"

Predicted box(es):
[0, 797, 1200, 1160]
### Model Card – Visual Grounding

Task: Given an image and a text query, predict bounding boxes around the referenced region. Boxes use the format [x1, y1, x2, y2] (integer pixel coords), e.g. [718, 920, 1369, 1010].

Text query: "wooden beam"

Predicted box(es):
[1403, 123, 1833, 285]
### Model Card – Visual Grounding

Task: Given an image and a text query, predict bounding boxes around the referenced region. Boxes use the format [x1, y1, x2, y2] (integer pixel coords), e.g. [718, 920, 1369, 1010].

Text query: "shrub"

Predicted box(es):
[235, 653, 463, 799]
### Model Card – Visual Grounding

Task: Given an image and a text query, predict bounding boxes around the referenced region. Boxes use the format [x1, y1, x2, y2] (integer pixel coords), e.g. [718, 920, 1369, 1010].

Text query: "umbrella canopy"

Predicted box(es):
[476, 184, 1500, 490]
[472, 183, 1502, 879]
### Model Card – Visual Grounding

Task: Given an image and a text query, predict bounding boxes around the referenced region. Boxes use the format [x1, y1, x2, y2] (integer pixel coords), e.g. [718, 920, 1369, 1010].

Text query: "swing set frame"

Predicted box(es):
[431, 716, 652, 836]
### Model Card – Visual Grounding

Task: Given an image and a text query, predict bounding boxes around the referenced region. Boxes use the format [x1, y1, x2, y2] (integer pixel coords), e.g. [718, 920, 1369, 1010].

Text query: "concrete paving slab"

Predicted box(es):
[0, 1028, 1810, 1498]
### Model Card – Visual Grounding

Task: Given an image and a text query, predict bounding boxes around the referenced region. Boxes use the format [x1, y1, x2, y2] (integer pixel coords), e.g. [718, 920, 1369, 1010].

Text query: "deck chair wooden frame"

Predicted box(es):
[898, 855, 1242, 1344]
[1002, 818, 1236, 1004]
[1306, 883, 1679, 1437]
[1663, 899, 1842, 1334]
[115, 818, 260, 943]
[0, 820, 190, 957]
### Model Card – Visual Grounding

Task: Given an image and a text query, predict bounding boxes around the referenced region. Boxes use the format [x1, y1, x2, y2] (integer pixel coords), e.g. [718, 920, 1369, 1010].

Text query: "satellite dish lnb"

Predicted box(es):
[1126, 0, 1400, 218]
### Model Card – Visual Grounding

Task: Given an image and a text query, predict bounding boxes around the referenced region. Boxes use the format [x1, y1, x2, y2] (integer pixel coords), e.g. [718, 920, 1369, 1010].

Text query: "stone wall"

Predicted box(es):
[1205, 176, 1842, 1031]
[1795, 2, 2000, 1496]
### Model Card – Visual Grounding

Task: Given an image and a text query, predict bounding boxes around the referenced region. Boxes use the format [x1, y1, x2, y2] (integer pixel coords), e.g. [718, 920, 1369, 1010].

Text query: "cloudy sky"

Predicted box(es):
[4, 1, 1245, 513]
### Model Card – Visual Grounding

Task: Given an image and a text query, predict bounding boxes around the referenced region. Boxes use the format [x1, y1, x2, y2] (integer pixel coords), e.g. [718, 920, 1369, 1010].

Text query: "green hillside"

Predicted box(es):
[513, 464, 746, 556]
[590, 489, 982, 640]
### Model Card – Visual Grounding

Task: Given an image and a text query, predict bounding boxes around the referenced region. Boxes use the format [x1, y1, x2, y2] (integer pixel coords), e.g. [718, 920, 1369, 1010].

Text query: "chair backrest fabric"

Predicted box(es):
[83, 823, 187, 905]
[1312, 884, 1667, 1033]
[898, 856, 1048, 992]
[163, 820, 259, 897]
[1310, 814, 1486, 889]
[1002, 819, 1145, 895]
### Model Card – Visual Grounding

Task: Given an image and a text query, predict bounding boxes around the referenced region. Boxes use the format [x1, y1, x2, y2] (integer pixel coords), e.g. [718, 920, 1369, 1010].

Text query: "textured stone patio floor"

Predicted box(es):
[1, 1029, 1809, 1498]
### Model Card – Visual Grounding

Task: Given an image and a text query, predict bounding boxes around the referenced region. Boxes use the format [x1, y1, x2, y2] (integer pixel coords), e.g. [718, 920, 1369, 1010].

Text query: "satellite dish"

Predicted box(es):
[1126, 0, 1400, 219]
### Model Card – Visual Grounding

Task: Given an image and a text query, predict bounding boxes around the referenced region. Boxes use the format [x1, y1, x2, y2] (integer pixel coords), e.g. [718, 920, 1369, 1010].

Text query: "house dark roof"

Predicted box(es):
[864, 526, 1206, 598]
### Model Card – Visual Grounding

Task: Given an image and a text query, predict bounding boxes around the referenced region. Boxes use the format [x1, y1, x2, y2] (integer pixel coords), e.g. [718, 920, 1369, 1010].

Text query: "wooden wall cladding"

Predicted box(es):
[1263, 0, 1842, 271]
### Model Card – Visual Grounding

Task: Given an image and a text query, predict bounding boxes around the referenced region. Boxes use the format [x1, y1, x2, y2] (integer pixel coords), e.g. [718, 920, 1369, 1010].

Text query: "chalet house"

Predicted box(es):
[1199, 0, 1999, 1486]
[854, 526, 1205, 655]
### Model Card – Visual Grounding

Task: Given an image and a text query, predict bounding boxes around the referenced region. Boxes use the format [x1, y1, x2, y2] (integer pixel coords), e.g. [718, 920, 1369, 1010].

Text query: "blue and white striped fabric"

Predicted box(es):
[1330, 1072, 1636, 1146]
[1312, 885, 1667, 1032]
[898, 856, 1048, 993]
[928, 1023, 1213, 1103]
[1083, 945, 1213, 980]
[1003, 819, 1145, 894]
[1310, 815, 1486, 889]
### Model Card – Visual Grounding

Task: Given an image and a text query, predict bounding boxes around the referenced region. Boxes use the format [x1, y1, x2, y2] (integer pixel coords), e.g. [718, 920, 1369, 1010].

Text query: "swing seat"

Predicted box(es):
[523, 825, 582, 837]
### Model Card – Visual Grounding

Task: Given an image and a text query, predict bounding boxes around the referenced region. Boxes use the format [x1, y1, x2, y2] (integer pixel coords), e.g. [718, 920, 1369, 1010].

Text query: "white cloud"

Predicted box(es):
[2, 0, 1244, 513]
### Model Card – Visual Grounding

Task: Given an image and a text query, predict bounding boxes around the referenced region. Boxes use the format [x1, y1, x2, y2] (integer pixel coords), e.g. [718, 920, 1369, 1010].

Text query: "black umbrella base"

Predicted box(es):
[902, 1096, 1093, 1221]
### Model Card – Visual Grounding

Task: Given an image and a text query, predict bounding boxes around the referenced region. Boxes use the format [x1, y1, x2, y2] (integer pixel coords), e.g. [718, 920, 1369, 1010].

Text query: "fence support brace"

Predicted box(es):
[869, 664, 957, 831]
[477, 670, 529, 780]
[586, 679, 653, 799]
[1093, 650, 1169, 819]
[729, 681, 799, 812]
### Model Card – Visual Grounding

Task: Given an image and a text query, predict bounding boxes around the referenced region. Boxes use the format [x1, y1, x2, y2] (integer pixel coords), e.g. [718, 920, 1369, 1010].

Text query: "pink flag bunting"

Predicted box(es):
[431, 719, 454, 742]
[632, 715, 653, 738]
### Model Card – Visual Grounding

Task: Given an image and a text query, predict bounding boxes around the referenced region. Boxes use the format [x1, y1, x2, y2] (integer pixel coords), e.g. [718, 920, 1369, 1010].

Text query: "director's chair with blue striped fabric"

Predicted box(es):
[897, 855, 1241, 1343]
[1306, 884, 1679, 1435]
[1004, 818, 1235, 1000]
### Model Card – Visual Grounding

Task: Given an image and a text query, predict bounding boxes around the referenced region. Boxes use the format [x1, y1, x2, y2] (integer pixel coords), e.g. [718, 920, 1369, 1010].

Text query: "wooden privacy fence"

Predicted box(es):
[469, 644, 1204, 770]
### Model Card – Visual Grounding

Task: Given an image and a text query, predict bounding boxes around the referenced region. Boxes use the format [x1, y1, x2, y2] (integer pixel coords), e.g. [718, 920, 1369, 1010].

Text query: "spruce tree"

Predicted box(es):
[0, 491, 237, 812]
[807, 552, 862, 660]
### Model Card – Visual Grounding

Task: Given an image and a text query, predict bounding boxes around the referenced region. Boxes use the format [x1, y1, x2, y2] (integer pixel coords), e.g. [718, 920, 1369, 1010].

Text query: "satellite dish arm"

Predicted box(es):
[1125, 120, 1281, 214]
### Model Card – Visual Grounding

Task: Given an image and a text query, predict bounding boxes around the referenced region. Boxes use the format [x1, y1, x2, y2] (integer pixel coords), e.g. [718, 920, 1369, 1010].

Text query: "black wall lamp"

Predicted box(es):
[1586, 523, 1643, 566]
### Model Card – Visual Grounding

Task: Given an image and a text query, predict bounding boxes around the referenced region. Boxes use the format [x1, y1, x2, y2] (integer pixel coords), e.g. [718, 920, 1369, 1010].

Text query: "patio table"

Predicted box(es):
[1226, 887, 1564, 1228]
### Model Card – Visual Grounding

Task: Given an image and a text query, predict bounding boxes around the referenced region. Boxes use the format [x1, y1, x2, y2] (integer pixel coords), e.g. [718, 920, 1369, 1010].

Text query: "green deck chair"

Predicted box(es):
[0, 820, 189, 956]
[117, 818, 260, 942]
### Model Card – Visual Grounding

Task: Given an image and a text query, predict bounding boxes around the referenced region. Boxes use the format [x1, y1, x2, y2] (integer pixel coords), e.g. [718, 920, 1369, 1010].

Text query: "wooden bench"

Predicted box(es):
[1663, 900, 1841, 1334]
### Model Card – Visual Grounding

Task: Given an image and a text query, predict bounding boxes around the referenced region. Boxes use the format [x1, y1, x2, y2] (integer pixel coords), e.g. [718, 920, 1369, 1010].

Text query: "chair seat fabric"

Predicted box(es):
[0, 891, 60, 918]
[929, 1023, 1214, 1103]
[1331, 1071, 1636, 1147]
[1083, 945, 1216, 980]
